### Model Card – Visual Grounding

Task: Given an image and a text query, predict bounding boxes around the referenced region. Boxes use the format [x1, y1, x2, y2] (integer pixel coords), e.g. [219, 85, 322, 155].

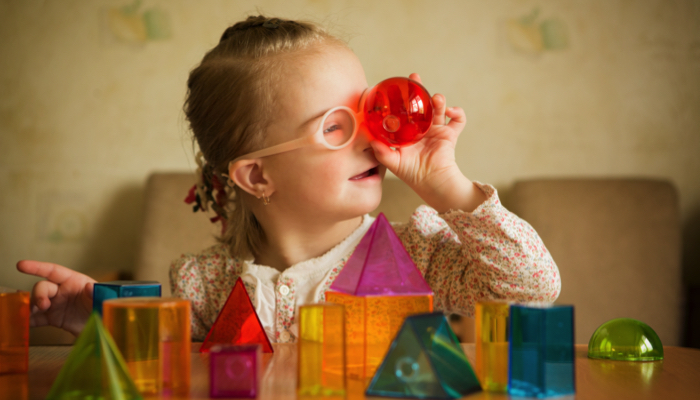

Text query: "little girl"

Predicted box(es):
[17, 15, 560, 341]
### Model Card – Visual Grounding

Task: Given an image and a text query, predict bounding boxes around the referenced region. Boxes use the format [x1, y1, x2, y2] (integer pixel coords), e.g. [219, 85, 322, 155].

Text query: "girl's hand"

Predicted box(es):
[370, 73, 486, 213]
[16, 260, 96, 336]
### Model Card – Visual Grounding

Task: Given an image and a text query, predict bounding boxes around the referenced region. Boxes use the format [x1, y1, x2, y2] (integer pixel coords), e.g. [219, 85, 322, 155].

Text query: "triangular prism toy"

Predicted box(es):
[46, 313, 143, 400]
[330, 212, 433, 296]
[366, 312, 481, 399]
[201, 277, 273, 353]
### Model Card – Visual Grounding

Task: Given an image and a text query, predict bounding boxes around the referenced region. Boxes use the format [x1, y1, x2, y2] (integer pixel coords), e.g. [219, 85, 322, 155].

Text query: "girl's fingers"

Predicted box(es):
[408, 73, 422, 83]
[432, 94, 447, 126]
[369, 140, 400, 171]
[29, 309, 49, 328]
[17, 260, 75, 285]
[83, 282, 94, 300]
[445, 106, 467, 133]
[32, 280, 59, 311]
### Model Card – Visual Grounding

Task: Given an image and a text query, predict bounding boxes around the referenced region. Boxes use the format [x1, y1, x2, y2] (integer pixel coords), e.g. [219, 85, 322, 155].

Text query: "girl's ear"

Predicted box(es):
[229, 159, 276, 199]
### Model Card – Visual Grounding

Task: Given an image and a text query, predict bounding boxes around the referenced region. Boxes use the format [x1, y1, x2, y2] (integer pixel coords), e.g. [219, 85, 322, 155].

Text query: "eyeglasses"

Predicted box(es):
[230, 105, 361, 164]
[230, 77, 434, 166]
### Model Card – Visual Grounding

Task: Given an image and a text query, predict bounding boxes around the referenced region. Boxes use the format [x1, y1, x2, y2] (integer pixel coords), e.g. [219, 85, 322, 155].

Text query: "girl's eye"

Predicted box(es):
[324, 124, 342, 134]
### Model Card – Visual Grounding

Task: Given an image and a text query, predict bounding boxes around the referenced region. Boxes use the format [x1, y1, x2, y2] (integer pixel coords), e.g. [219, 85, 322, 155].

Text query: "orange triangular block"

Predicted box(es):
[200, 277, 273, 353]
[46, 313, 142, 400]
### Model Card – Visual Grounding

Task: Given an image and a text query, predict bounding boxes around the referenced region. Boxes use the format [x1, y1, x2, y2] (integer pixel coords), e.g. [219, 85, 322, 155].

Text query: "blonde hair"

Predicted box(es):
[184, 15, 347, 258]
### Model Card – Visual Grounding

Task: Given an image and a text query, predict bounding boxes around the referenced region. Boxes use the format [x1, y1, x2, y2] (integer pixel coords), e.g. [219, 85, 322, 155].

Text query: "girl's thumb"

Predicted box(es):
[369, 140, 398, 170]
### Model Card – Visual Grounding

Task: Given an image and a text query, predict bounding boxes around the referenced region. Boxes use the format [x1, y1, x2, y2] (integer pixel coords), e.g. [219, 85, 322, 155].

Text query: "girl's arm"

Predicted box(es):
[372, 74, 559, 314]
[15, 260, 95, 336]
[395, 185, 560, 316]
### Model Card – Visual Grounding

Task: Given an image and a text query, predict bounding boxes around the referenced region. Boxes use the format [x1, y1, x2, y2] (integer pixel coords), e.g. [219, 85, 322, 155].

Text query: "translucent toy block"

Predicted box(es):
[297, 303, 346, 398]
[366, 312, 481, 399]
[201, 278, 273, 353]
[210, 344, 261, 398]
[93, 280, 161, 315]
[330, 213, 433, 297]
[325, 291, 432, 380]
[46, 313, 142, 400]
[0, 289, 30, 374]
[102, 297, 190, 396]
[588, 318, 663, 361]
[475, 301, 510, 392]
[508, 304, 575, 398]
[326, 213, 434, 379]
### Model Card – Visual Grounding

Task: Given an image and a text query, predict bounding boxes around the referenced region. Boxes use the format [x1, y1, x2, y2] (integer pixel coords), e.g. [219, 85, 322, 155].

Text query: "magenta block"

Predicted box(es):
[209, 344, 261, 398]
[330, 213, 432, 296]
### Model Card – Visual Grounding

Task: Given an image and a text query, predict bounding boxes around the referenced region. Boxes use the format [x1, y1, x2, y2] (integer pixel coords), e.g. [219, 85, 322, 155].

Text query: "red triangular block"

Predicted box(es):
[200, 278, 273, 353]
[330, 213, 433, 296]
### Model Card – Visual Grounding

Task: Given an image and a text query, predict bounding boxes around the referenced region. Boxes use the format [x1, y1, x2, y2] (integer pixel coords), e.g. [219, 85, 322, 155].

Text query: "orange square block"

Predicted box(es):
[103, 297, 191, 396]
[325, 291, 432, 379]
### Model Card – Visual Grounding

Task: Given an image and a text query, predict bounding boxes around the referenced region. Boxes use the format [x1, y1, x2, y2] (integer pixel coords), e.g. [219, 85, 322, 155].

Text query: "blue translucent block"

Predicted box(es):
[93, 281, 161, 316]
[508, 304, 575, 398]
[366, 312, 481, 399]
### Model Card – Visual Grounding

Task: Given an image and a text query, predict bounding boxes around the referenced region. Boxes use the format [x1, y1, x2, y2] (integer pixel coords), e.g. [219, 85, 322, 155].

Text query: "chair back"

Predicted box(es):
[511, 178, 682, 345]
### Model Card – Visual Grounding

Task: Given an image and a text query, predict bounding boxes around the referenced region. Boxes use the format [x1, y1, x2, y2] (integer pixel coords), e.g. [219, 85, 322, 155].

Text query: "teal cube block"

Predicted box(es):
[366, 312, 481, 399]
[508, 304, 575, 398]
[92, 281, 161, 315]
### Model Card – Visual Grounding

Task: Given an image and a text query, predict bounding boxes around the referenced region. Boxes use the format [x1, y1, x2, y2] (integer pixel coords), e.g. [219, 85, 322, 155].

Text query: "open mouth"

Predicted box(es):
[349, 166, 379, 180]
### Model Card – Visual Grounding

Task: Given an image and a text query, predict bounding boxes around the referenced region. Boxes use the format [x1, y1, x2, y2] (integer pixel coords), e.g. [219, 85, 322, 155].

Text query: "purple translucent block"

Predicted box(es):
[330, 213, 432, 296]
[209, 344, 261, 398]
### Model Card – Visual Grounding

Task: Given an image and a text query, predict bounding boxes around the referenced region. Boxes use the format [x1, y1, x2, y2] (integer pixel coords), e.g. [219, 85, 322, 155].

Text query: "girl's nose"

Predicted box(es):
[353, 122, 373, 149]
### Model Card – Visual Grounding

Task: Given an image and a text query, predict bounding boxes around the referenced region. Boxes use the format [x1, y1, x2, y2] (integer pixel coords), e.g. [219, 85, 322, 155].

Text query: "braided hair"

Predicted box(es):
[183, 15, 347, 258]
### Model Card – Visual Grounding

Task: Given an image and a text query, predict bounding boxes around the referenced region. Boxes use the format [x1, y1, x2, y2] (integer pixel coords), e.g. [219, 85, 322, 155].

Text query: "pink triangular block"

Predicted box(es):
[330, 213, 433, 296]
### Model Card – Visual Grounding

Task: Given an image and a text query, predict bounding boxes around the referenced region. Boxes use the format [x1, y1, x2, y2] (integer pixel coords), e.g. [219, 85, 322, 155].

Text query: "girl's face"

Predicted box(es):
[262, 45, 385, 222]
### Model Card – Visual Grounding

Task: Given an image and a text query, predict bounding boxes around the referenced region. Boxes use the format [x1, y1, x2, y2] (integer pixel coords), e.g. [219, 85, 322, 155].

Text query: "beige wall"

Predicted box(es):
[2, 0, 699, 291]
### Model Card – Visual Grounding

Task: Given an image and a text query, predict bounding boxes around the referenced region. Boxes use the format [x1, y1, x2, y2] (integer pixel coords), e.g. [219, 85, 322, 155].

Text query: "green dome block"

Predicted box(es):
[588, 318, 663, 361]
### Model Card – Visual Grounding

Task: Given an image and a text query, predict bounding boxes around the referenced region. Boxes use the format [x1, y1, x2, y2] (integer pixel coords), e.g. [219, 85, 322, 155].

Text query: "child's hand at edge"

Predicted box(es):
[16, 260, 95, 336]
[369, 73, 487, 213]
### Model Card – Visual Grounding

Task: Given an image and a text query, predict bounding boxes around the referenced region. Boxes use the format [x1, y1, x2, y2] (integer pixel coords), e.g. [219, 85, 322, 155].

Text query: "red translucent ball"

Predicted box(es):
[362, 77, 434, 147]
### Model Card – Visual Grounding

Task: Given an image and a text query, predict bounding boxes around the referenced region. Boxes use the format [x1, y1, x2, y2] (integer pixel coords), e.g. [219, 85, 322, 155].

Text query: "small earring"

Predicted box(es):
[221, 173, 235, 187]
[260, 191, 270, 206]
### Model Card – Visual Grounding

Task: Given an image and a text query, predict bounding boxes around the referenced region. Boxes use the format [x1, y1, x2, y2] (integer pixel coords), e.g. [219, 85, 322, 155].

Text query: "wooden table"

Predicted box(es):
[1, 343, 699, 399]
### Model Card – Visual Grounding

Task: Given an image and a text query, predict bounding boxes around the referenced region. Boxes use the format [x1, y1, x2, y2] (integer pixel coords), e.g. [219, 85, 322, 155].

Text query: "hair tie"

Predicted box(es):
[185, 152, 229, 234]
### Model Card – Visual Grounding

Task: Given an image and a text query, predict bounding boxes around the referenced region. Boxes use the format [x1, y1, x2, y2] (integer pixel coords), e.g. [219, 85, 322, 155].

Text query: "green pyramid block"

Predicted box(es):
[46, 313, 143, 400]
[366, 312, 481, 399]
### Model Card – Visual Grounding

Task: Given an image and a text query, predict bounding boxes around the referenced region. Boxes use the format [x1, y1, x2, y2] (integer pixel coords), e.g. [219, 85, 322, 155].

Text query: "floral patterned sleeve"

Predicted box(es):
[169, 244, 242, 341]
[394, 182, 560, 317]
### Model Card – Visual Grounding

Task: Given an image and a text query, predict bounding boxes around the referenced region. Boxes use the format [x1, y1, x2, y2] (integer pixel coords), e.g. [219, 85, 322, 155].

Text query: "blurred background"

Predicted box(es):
[1, 1, 698, 346]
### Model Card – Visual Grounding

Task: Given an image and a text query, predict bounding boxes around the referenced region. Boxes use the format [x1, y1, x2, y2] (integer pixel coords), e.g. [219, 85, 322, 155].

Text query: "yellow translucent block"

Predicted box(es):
[325, 291, 433, 380]
[297, 303, 346, 398]
[475, 301, 510, 392]
[0, 291, 30, 374]
[102, 297, 191, 396]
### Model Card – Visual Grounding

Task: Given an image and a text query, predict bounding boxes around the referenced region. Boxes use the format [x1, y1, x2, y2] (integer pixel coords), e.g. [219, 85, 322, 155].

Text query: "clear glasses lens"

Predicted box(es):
[321, 108, 355, 147]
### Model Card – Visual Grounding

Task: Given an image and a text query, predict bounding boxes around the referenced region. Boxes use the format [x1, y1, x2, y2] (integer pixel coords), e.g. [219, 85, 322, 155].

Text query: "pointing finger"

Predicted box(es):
[17, 260, 76, 285]
[409, 73, 422, 84]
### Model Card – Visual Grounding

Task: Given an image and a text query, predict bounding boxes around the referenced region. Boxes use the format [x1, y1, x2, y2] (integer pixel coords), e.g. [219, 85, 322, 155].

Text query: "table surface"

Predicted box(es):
[1, 343, 699, 400]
